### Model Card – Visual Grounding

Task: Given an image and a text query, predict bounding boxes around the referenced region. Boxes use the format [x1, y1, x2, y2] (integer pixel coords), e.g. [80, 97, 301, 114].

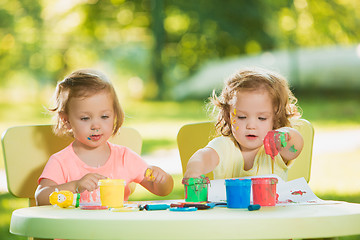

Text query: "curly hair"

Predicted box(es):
[210, 67, 301, 138]
[49, 69, 124, 137]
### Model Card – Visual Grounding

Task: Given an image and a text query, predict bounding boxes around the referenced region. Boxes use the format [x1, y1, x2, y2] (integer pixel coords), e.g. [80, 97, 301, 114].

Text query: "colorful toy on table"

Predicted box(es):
[145, 168, 155, 181]
[182, 175, 210, 202]
[49, 189, 80, 208]
[263, 130, 289, 160]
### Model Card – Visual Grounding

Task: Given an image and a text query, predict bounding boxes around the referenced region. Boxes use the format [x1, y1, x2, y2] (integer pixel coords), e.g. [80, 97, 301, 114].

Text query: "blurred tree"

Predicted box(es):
[0, 0, 359, 100]
[162, 0, 274, 97]
[151, 0, 165, 100]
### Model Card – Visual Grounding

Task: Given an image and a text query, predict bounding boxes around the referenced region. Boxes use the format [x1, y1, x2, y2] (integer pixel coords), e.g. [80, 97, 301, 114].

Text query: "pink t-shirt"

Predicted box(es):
[38, 142, 148, 202]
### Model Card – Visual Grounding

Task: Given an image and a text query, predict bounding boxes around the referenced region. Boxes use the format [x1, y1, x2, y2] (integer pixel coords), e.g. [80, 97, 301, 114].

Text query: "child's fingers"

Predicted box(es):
[78, 174, 105, 192]
[183, 172, 202, 178]
[269, 132, 278, 157]
[145, 166, 169, 184]
[148, 168, 167, 184]
[89, 174, 106, 188]
[264, 132, 273, 157]
[80, 182, 96, 192]
[263, 131, 277, 160]
[145, 168, 155, 182]
[93, 173, 107, 180]
[264, 135, 271, 155]
[154, 174, 165, 184]
[151, 170, 163, 184]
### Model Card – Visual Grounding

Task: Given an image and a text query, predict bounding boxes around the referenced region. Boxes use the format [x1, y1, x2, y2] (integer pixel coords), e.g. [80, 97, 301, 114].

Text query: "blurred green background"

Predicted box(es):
[1, 0, 360, 239]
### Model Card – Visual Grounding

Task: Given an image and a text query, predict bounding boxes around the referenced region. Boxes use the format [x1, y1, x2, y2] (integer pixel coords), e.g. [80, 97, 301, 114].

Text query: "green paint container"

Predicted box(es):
[182, 175, 210, 202]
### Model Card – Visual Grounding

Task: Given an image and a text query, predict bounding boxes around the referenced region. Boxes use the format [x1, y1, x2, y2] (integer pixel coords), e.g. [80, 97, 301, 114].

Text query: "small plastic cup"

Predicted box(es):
[251, 177, 278, 206]
[98, 179, 125, 208]
[182, 175, 210, 202]
[225, 179, 251, 208]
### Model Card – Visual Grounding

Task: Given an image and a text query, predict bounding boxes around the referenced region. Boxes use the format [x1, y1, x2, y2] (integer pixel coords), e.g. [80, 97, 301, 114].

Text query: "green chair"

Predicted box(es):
[177, 119, 314, 182]
[2, 125, 142, 207]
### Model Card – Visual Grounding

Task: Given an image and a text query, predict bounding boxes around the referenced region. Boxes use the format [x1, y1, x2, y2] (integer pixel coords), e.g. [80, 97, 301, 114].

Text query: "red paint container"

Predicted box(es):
[251, 177, 278, 206]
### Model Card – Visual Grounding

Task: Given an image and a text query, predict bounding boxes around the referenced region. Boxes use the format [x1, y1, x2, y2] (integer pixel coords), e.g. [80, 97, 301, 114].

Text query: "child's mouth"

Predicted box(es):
[88, 134, 101, 141]
[246, 134, 257, 139]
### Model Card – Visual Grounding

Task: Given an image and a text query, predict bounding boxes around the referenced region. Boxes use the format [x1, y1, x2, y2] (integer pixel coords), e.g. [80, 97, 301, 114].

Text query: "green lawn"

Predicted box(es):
[1, 91, 360, 239]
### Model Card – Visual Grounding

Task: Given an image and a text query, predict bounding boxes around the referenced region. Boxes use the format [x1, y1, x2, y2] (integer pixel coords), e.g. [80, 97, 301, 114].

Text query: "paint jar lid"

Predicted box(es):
[182, 175, 210, 186]
[251, 177, 278, 185]
[225, 178, 251, 186]
[98, 179, 126, 186]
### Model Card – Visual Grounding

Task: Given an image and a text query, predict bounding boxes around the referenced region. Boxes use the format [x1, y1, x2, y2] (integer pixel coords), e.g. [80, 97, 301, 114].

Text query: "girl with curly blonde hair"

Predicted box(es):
[184, 67, 303, 181]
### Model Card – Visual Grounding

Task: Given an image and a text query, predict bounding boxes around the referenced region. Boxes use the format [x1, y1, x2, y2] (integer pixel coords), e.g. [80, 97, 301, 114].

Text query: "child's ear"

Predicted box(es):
[59, 112, 71, 129]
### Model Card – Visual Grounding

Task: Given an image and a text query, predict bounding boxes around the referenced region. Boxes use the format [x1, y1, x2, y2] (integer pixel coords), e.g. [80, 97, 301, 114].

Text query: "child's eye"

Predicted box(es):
[80, 117, 90, 121]
[237, 116, 246, 120]
[101, 115, 109, 119]
[259, 117, 267, 121]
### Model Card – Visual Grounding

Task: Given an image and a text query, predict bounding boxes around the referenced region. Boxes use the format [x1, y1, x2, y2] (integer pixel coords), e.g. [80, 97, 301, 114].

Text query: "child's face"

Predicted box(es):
[230, 90, 274, 153]
[63, 91, 115, 149]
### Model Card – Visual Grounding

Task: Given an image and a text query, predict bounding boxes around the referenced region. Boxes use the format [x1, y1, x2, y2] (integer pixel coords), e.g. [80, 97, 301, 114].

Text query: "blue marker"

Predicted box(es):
[169, 207, 197, 212]
[248, 204, 261, 211]
[144, 204, 170, 211]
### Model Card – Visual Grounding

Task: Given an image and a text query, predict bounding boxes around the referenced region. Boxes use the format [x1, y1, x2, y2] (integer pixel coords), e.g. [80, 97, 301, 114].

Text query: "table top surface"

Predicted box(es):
[10, 201, 360, 240]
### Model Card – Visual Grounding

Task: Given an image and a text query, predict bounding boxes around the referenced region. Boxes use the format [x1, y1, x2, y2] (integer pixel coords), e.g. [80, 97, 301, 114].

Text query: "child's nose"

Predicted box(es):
[91, 121, 100, 131]
[246, 121, 256, 129]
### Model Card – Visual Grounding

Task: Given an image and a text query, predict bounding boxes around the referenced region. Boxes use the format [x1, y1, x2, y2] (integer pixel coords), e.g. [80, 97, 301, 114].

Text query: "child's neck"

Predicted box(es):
[73, 142, 110, 168]
[240, 147, 260, 171]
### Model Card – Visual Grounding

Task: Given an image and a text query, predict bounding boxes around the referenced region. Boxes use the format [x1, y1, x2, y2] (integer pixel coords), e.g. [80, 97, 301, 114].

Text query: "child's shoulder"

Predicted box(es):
[107, 142, 138, 155]
[108, 141, 127, 150]
[51, 143, 73, 158]
[208, 135, 238, 149]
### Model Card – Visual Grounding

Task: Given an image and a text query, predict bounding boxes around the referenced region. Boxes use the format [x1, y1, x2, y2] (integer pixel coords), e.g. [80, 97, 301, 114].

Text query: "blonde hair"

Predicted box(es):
[49, 69, 124, 136]
[211, 67, 301, 138]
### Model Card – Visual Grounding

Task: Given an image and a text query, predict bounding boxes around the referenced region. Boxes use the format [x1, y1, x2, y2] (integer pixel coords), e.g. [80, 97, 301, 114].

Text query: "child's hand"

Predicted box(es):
[183, 169, 203, 179]
[144, 166, 167, 184]
[75, 173, 107, 193]
[263, 130, 290, 160]
[141, 166, 174, 196]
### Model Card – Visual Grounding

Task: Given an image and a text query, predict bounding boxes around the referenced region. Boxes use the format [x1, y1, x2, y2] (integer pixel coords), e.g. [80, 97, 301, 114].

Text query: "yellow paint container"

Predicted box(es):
[98, 179, 125, 208]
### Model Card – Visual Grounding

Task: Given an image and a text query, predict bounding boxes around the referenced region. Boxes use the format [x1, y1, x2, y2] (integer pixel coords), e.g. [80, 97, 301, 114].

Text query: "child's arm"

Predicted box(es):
[278, 127, 303, 162]
[140, 166, 174, 196]
[263, 127, 304, 163]
[35, 173, 106, 206]
[183, 147, 220, 178]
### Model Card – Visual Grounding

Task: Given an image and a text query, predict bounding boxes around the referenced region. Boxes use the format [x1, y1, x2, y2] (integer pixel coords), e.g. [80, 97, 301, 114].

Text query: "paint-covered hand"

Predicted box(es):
[144, 166, 167, 184]
[263, 130, 289, 160]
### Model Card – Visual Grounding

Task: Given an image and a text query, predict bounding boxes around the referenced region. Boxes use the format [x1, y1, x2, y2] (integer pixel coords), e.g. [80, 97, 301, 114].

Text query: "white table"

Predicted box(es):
[10, 202, 360, 240]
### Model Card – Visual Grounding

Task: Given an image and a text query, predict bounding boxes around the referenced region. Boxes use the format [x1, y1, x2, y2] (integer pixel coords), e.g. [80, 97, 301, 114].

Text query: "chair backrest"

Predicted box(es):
[1, 125, 142, 206]
[177, 119, 314, 182]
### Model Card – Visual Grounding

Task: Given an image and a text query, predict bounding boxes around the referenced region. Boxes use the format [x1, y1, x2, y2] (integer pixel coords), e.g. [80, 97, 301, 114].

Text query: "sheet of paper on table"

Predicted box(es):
[208, 174, 339, 206]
